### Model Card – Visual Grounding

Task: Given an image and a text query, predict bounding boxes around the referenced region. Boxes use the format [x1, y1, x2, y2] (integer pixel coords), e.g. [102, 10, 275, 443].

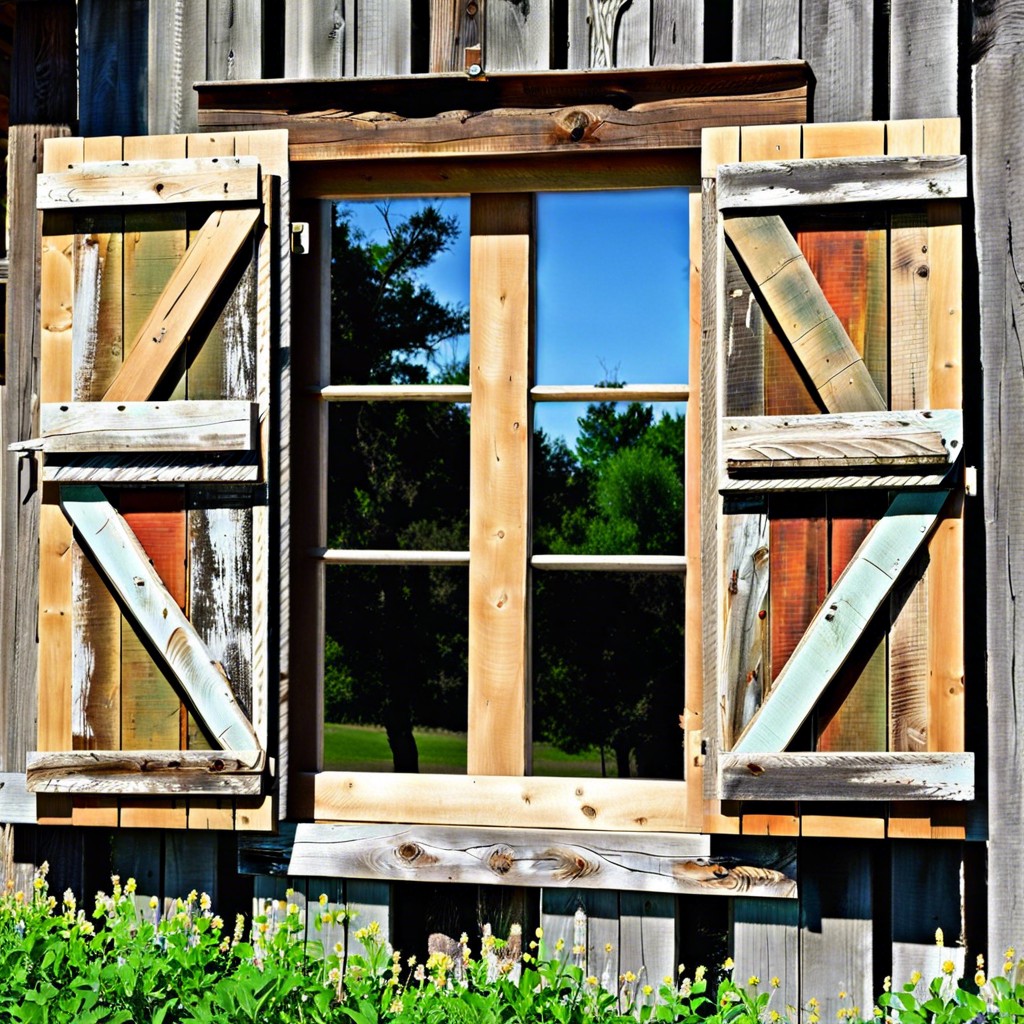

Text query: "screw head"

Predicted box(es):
[468, 63, 483, 77]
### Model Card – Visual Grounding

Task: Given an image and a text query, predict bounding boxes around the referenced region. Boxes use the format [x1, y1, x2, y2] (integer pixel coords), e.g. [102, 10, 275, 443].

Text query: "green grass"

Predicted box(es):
[323, 722, 616, 776]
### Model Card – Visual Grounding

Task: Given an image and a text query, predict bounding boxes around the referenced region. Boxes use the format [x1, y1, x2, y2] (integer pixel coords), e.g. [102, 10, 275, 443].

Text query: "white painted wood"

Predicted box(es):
[722, 409, 962, 476]
[531, 554, 686, 572]
[319, 384, 471, 402]
[18, 400, 257, 452]
[0, 773, 37, 823]
[289, 823, 795, 896]
[26, 749, 266, 795]
[717, 155, 967, 209]
[43, 453, 260, 484]
[531, 384, 689, 402]
[731, 490, 950, 753]
[60, 485, 260, 751]
[720, 752, 974, 800]
[317, 548, 470, 566]
[37, 157, 260, 208]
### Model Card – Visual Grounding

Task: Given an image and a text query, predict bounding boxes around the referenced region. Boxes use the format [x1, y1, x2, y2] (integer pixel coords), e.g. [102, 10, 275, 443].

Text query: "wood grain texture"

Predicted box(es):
[733, 0, 799, 60]
[287, 823, 795, 896]
[38, 157, 260, 209]
[43, 453, 260, 485]
[357, 0, 412, 75]
[724, 215, 887, 414]
[197, 63, 811, 161]
[148, 0, 206, 134]
[26, 749, 265, 794]
[29, 401, 257, 452]
[720, 752, 973, 801]
[78, 0, 147, 137]
[487, 0, 550, 70]
[802, 0, 874, 122]
[207, 0, 263, 81]
[301, 772, 698, 833]
[717, 155, 967, 209]
[429, 0, 480, 73]
[732, 897, 799, 1016]
[61, 487, 259, 751]
[890, 0, 959, 120]
[467, 194, 531, 776]
[733, 491, 949, 753]
[103, 207, 260, 402]
[722, 410, 961, 473]
[531, 384, 688, 402]
[652, 0, 702, 64]
[531, 554, 685, 572]
[321, 384, 472, 402]
[0, 774, 37, 824]
[284, 0, 351, 77]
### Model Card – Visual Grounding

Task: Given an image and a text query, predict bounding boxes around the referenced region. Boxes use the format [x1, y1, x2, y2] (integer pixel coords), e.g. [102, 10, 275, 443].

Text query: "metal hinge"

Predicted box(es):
[291, 222, 309, 254]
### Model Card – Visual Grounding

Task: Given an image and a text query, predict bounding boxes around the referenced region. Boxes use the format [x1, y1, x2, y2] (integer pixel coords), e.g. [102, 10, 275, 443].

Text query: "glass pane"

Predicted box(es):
[535, 189, 689, 386]
[533, 402, 685, 556]
[324, 565, 468, 773]
[328, 402, 469, 551]
[331, 197, 470, 385]
[532, 572, 685, 779]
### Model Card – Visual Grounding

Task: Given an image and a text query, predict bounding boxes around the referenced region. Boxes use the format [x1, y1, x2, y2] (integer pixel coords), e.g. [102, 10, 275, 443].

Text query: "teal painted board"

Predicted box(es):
[59, 485, 259, 751]
[732, 490, 950, 753]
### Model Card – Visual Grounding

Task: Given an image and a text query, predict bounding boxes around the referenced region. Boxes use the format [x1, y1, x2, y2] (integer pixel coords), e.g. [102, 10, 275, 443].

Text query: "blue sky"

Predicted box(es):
[339, 188, 690, 446]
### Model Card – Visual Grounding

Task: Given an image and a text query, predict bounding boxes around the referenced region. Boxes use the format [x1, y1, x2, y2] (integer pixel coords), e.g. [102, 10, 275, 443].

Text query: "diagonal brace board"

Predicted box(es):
[60, 485, 260, 751]
[103, 206, 260, 402]
[731, 490, 951, 753]
[724, 213, 887, 414]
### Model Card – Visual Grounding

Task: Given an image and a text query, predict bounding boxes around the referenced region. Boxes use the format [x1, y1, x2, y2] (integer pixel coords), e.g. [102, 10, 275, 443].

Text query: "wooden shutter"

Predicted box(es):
[19, 132, 287, 831]
[700, 120, 973, 804]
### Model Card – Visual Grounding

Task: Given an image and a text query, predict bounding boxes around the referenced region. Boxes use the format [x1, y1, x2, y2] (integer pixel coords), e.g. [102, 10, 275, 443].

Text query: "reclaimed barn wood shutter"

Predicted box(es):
[701, 120, 973, 803]
[19, 132, 287, 830]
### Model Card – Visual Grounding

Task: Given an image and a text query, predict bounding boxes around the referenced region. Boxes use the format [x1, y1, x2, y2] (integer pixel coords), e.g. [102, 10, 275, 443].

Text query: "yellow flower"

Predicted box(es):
[977, 953, 985, 970]
[211, 915, 224, 931]
[942, 960, 955, 976]
[838, 990, 847, 1000]
[125, 878, 137, 894]
[771, 976, 780, 988]
[749, 976, 760, 987]
[678, 963, 685, 975]
[808, 1015, 820, 1024]
[535, 927, 544, 939]
[663, 976, 673, 985]
[319, 893, 328, 906]
[935, 927, 944, 947]
[770, 1012, 781, 1022]
[407, 956, 417, 967]
[873, 1009, 883, 1018]
[389, 1000, 403, 1014]
[522, 952, 532, 963]
[808, 997, 820, 1008]
[79, 920, 95, 936]
[149, 896, 159, 910]
[642, 984, 653, 997]
[883, 976, 891, 992]
[1007, 948, 1017, 962]
[200, 892, 212, 911]
[624, 971, 637, 983]
[976, 970, 987, 987]
[723, 957, 735, 970]
[695, 966, 706, 982]
[605, 942, 613, 953]
[555, 937, 565, 952]
[910, 971, 922, 985]
[321, 910, 334, 925]
[586, 975, 599, 986]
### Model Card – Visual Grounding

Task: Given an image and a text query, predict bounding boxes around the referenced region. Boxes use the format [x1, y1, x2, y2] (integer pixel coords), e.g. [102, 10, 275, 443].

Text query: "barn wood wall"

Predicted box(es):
[1, 0, 1009, 1016]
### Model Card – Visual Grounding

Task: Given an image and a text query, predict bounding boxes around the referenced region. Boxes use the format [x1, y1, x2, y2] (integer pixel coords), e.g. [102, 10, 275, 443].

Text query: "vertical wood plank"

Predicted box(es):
[207, 0, 263, 81]
[486, 0, 550, 70]
[619, 892, 676, 1001]
[284, 0, 350, 76]
[684, 192, 704, 832]
[732, 897, 799, 1018]
[467, 194, 532, 776]
[148, 0, 207, 135]
[3, 127, 68, 776]
[652, 0, 702, 65]
[542, 889, 620, 991]
[615, 0, 651, 68]
[802, 1, 876, 122]
[357, 0, 413, 75]
[733, 0, 799, 61]
[37, 137, 82, 774]
[430, 0, 481, 71]
[800, 841, 875, 1022]
[890, 0, 959, 120]
[78, 0, 148, 137]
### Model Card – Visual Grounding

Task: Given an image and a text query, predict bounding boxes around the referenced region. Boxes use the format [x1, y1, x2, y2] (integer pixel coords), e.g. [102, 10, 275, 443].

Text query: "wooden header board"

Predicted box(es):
[25, 130, 288, 832]
[699, 119, 971, 837]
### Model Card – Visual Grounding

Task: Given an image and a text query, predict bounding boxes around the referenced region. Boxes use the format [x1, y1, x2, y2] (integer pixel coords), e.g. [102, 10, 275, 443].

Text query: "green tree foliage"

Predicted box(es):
[325, 203, 686, 778]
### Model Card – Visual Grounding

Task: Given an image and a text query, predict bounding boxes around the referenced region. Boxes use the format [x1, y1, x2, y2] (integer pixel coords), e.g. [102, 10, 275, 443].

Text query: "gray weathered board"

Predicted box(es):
[288, 823, 796, 897]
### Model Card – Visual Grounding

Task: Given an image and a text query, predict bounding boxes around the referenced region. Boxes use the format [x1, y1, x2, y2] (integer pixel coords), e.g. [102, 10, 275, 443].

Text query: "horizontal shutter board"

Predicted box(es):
[732, 490, 950, 754]
[61, 486, 260, 752]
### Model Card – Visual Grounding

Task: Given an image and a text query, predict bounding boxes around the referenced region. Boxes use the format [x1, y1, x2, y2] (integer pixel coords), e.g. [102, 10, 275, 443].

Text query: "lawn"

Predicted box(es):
[323, 722, 616, 776]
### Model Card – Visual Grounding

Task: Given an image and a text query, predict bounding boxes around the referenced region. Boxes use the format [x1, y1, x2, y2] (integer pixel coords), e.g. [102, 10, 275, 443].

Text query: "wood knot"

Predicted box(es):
[560, 110, 592, 143]
[488, 846, 515, 875]
[581, 804, 596, 818]
[396, 842, 423, 863]
[746, 762, 765, 776]
[211, 758, 225, 771]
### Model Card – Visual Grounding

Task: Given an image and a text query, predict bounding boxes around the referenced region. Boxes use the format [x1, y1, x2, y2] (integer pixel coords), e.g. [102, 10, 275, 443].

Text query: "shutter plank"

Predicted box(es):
[61, 486, 260, 752]
[734, 491, 949, 753]
[725, 214, 886, 414]
[103, 206, 260, 402]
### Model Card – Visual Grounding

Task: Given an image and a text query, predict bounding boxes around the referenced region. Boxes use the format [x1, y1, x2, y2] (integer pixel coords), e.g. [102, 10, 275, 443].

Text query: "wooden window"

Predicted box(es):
[700, 120, 973, 807]
[23, 131, 289, 831]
